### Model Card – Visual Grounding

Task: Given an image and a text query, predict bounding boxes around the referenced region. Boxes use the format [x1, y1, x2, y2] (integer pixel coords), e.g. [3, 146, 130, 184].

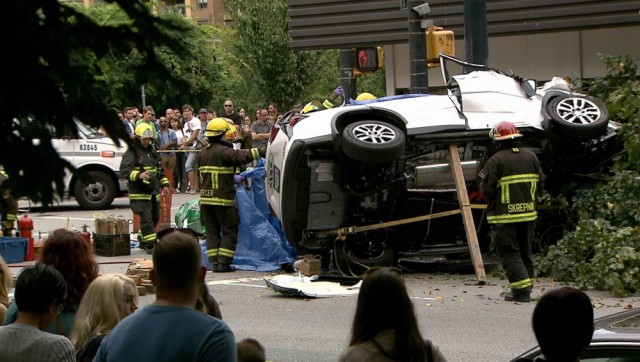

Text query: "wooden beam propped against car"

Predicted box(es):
[449, 144, 486, 284]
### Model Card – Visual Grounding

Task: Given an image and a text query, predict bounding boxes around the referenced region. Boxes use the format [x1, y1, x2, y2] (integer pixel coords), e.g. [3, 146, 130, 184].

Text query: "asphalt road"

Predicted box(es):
[6, 194, 640, 361]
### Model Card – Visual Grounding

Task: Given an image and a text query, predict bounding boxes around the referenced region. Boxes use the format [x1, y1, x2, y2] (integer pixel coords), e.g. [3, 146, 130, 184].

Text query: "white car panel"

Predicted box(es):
[265, 55, 616, 270]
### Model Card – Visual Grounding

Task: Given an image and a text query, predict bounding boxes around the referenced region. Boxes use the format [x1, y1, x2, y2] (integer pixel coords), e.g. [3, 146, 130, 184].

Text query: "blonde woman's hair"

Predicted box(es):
[0, 255, 12, 306]
[70, 274, 138, 350]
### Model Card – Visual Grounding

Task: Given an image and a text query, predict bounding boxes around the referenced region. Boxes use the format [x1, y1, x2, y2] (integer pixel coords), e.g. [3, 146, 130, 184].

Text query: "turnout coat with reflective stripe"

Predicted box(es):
[120, 142, 169, 200]
[197, 139, 260, 206]
[479, 147, 544, 224]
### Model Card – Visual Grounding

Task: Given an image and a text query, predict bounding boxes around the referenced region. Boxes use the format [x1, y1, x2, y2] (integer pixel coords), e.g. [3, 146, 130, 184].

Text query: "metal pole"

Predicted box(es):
[464, 0, 489, 68]
[339, 49, 357, 102]
[408, 0, 428, 94]
[141, 85, 146, 108]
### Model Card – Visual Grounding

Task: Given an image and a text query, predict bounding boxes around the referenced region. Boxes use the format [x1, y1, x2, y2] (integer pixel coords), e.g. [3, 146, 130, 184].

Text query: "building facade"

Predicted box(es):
[67, 0, 228, 26]
[288, 0, 640, 95]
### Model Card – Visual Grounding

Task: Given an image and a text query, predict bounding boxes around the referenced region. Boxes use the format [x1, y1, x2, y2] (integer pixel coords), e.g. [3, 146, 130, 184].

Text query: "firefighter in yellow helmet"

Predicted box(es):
[120, 123, 170, 254]
[301, 86, 345, 114]
[197, 118, 261, 272]
[356, 92, 377, 102]
[0, 170, 18, 236]
[478, 121, 545, 302]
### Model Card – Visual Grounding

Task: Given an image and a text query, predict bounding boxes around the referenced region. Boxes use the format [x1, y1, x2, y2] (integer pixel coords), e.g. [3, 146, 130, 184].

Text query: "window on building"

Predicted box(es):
[198, 0, 208, 9]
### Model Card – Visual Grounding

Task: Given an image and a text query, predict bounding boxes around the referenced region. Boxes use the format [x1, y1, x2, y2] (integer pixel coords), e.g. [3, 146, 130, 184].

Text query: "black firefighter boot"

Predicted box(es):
[504, 287, 532, 302]
[215, 263, 236, 273]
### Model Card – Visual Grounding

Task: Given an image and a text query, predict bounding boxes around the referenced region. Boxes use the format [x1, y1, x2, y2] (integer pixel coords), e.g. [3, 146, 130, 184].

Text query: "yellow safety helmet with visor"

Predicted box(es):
[205, 117, 230, 137]
[134, 123, 155, 139]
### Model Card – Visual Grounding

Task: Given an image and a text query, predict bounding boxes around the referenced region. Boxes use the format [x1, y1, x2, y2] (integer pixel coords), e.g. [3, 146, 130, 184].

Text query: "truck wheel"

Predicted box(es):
[74, 171, 116, 210]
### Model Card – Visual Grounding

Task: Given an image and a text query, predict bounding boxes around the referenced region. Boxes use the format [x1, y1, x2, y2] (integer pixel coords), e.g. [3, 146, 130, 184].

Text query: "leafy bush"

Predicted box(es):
[537, 219, 640, 297]
[537, 54, 640, 296]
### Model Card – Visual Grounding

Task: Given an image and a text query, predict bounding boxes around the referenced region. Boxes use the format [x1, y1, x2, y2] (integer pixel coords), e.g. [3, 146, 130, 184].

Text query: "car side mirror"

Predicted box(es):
[521, 79, 536, 97]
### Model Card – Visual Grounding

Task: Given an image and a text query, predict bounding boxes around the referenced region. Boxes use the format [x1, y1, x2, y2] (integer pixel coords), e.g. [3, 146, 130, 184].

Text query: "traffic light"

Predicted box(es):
[354, 47, 384, 72]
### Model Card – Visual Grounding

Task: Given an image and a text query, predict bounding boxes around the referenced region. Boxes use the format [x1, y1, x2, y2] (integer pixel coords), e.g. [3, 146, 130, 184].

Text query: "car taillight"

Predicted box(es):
[101, 151, 115, 158]
[269, 125, 280, 142]
[289, 115, 304, 127]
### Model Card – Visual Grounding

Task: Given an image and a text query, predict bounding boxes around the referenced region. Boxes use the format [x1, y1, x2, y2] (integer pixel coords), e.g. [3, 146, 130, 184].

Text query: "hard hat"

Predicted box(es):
[489, 121, 523, 141]
[356, 92, 377, 101]
[225, 120, 240, 142]
[301, 100, 322, 114]
[205, 117, 230, 137]
[134, 123, 155, 139]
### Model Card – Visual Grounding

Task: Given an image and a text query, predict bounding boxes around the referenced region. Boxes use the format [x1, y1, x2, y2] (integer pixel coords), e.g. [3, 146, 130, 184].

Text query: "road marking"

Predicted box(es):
[411, 296, 438, 301]
[224, 283, 268, 289]
[207, 277, 265, 286]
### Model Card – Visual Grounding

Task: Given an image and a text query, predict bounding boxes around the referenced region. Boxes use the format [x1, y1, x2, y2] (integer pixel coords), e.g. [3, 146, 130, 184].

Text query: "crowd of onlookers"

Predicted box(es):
[0, 229, 266, 361]
[0, 226, 596, 361]
[117, 99, 283, 195]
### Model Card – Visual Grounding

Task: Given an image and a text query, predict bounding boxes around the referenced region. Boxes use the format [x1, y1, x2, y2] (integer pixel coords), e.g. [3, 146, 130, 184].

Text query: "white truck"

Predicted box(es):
[51, 121, 128, 209]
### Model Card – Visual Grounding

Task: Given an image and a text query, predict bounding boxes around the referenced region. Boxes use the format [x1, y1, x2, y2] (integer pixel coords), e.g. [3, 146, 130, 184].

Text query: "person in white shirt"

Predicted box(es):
[179, 104, 202, 195]
[170, 116, 186, 193]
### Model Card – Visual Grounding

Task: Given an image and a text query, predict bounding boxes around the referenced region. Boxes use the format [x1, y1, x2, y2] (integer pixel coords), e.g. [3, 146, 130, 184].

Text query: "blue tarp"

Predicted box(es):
[181, 159, 296, 271]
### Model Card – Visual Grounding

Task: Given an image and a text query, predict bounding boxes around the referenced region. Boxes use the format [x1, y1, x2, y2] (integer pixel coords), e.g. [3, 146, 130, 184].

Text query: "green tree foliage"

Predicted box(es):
[2, 0, 197, 206]
[538, 54, 640, 296]
[79, 4, 223, 110]
[225, 0, 321, 111]
[358, 69, 387, 99]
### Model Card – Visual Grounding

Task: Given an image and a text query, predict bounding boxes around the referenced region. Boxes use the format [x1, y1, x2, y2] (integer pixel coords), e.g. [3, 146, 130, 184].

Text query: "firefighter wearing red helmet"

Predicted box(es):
[478, 121, 545, 302]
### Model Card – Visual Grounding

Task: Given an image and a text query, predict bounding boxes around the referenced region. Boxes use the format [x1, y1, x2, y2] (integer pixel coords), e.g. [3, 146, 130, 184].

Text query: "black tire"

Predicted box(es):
[333, 237, 396, 277]
[342, 120, 405, 163]
[545, 94, 609, 140]
[74, 171, 116, 210]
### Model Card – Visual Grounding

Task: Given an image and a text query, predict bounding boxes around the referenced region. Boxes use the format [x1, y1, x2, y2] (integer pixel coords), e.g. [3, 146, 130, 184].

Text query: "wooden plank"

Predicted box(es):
[449, 144, 486, 283]
[315, 209, 462, 237]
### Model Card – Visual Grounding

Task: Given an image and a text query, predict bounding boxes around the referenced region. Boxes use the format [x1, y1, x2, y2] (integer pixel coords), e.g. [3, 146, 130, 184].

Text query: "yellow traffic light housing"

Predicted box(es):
[426, 26, 454, 67]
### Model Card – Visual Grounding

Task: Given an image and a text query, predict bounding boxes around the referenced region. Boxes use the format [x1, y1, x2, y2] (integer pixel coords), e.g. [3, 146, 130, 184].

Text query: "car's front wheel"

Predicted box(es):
[74, 171, 116, 210]
[545, 94, 609, 140]
[333, 231, 396, 276]
[342, 120, 405, 163]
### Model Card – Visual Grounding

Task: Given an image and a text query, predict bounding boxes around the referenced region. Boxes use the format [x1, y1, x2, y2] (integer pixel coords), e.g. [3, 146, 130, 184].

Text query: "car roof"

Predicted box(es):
[592, 308, 640, 340]
[511, 308, 640, 361]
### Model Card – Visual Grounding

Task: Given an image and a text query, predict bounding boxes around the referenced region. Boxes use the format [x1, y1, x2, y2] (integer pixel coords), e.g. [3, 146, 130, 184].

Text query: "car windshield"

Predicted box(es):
[75, 120, 105, 139]
[610, 314, 640, 329]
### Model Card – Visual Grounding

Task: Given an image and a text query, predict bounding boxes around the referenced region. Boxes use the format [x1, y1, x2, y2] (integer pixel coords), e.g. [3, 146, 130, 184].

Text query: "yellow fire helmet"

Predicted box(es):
[134, 123, 155, 139]
[205, 117, 230, 137]
[301, 100, 322, 114]
[225, 120, 240, 142]
[356, 92, 377, 101]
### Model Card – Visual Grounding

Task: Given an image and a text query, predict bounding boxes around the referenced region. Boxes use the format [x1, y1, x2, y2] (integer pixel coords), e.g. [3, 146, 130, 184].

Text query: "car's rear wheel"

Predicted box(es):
[545, 94, 609, 140]
[342, 120, 405, 163]
[74, 171, 116, 210]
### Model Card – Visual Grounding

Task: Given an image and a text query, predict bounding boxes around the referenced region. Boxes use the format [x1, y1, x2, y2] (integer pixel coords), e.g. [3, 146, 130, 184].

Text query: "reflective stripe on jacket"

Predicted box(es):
[480, 147, 544, 224]
[197, 140, 260, 206]
[120, 141, 168, 200]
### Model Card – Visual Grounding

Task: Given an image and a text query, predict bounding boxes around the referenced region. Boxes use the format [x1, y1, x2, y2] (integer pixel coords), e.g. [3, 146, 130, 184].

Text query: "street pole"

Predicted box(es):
[464, 0, 489, 68]
[141, 85, 146, 108]
[339, 49, 357, 102]
[408, 0, 428, 94]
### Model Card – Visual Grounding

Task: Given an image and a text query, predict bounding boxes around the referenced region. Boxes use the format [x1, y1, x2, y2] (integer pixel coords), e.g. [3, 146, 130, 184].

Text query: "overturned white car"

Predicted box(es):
[266, 54, 619, 271]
